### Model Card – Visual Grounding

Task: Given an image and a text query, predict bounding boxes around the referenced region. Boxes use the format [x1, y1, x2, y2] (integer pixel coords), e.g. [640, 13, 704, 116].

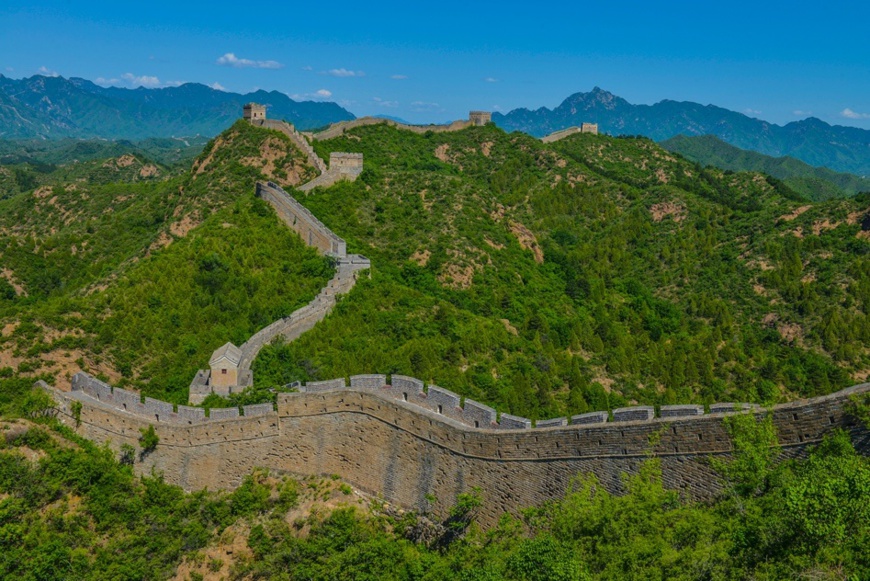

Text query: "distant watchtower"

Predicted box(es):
[581, 123, 599, 135]
[243, 103, 266, 122]
[469, 111, 492, 126]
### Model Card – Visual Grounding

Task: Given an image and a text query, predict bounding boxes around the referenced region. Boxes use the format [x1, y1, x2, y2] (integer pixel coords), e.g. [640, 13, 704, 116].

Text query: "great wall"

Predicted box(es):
[39, 105, 870, 526]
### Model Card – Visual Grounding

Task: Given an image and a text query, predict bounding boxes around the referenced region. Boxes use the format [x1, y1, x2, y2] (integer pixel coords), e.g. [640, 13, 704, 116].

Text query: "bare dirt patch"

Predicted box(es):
[509, 220, 544, 263]
[812, 219, 840, 236]
[148, 231, 173, 253]
[777, 322, 803, 344]
[481, 141, 493, 157]
[779, 205, 811, 222]
[139, 164, 160, 178]
[410, 249, 431, 266]
[0, 268, 25, 296]
[655, 168, 669, 184]
[434, 143, 451, 162]
[500, 319, 518, 336]
[115, 154, 136, 168]
[484, 238, 504, 250]
[32, 186, 53, 199]
[169, 212, 201, 238]
[439, 263, 477, 290]
[650, 202, 686, 223]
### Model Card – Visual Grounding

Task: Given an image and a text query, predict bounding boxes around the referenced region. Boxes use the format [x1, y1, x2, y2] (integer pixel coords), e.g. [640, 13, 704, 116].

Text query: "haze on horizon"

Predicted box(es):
[2, 0, 869, 129]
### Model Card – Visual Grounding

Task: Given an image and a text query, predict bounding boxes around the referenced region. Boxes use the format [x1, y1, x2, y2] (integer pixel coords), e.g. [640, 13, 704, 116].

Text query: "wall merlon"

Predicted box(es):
[145, 398, 175, 419]
[243, 403, 275, 417]
[660, 404, 705, 418]
[208, 407, 240, 420]
[535, 417, 568, 428]
[390, 375, 424, 395]
[461, 399, 497, 428]
[304, 378, 347, 392]
[498, 413, 532, 430]
[571, 411, 609, 425]
[350, 374, 387, 389]
[612, 406, 655, 422]
[709, 403, 756, 414]
[425, 385, 462, 416]
[177, 406, 206, 422]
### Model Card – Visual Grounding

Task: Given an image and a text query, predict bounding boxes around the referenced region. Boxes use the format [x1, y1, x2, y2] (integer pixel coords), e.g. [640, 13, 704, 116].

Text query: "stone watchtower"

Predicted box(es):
[209, 342, 242, 390]
[581, 123, 599, 135]
[469, 111, 492, 126]
[243, 103, 266, 122]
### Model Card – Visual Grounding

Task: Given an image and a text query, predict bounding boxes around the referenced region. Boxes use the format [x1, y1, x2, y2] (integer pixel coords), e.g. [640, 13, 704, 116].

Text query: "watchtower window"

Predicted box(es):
[437, 405, 443, 414]
[402, 392, 408, 401]
[474, 421, 480, 428]
[222, 369, 227, 375]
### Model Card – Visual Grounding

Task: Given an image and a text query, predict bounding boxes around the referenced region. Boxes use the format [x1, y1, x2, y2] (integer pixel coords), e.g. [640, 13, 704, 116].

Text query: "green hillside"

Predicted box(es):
[661, 134, 870, 201]
[0, 121, 330, 402]
[252, 125, 870, 419]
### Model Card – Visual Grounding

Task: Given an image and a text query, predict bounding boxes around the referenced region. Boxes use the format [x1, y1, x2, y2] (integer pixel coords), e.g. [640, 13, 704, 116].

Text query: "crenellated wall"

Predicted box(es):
[42, 373, 870, 527]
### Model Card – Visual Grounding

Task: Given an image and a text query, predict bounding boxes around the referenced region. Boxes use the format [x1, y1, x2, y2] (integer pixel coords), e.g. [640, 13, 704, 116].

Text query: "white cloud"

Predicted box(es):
[121, 73, 182, 88]
[209, 82, 227, 91]
[841, 108, 870, 120]
[95, 77, 120, 86]
[5, 67, 13, 72]
[391, 74, 408, 80]
[216, 53, 283, 69]
[122, 73, 163, 88]
[325, 68, 364, 78]
[301, 65, 313, 71]
[290, 89, 334, 101]
[743, 108, 762, 116]
[484, 77, 498, 83]
[37, 66, 58, 77]
[373, 97, 398, 108]
[793, 110, 813, 116]
[410, 101, 442, 112]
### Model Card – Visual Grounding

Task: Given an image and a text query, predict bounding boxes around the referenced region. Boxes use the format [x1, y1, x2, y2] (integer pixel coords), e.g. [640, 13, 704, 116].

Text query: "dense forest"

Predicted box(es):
[1, 121, 869, 418]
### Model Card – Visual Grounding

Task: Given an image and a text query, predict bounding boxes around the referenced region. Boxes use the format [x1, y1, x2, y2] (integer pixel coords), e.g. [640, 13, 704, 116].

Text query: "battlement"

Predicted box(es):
[43, 373, 870, 526]
[329, 152, 364, 174]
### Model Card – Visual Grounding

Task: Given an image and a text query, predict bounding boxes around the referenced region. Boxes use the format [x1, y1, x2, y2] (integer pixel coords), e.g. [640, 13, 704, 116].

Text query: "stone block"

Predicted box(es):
[112, 388, 142, 407]
[350, 374, 387, 389]
[612, 406, 655, 422]
[535, 417, 568, 428]
[497, 413, 532, 430]
[571, 411, 609, 425]
[208, 407, 240, 420]
[244, 403, 274, 417]
[660, 405, 704, 418]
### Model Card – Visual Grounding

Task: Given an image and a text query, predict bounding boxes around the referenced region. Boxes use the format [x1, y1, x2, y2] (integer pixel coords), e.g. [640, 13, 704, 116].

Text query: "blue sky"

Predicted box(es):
[2, 0, 869, 127]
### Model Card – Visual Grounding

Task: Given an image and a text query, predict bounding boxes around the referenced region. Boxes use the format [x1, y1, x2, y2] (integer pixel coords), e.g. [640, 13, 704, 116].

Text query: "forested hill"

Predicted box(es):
[1, 120, 869, 420]
[0, 74, 355, 140]
[253, 124, 870, 419]
[492, 87, 870, 176]
[662, 134, 870, 201]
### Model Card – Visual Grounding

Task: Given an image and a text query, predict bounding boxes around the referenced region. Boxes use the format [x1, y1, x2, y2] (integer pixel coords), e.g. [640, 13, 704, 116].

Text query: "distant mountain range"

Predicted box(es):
[662, 135, 870, 201]
[493, 88, 870, 176]
[0, 75, 355, 140]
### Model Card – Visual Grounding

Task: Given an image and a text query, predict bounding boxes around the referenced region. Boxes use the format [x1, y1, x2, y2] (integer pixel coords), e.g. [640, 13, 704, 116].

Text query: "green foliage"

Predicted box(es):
[138, 425, 159, 453]
[71, 400, 82, 427]
[712, 411, 779, 496]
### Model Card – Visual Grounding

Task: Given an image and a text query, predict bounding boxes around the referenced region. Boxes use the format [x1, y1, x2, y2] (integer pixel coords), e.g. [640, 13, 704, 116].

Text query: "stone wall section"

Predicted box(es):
[311, 116, 476, 141]
[42, 376, 870, 527]
[254, 119, 328, 173]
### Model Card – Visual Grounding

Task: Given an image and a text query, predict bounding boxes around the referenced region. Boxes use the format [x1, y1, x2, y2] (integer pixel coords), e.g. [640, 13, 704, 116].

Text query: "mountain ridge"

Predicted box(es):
[493, 87, 870, 175]
[0, 74, 355, 140]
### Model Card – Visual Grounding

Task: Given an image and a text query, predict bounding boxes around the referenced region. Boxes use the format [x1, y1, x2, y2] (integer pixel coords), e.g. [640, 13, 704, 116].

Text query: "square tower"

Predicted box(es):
[243, 103, 267, 122]
[469, 111, 492, 126]
[209, 342, 242, 390]
[581, 123, 599, 135]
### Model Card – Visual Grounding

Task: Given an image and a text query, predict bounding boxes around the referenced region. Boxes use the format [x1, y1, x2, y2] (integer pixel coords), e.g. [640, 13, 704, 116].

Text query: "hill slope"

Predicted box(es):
[0, 75, 355, 140]
[493, 88, 870, 175]
[662, 134, 870, 200]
